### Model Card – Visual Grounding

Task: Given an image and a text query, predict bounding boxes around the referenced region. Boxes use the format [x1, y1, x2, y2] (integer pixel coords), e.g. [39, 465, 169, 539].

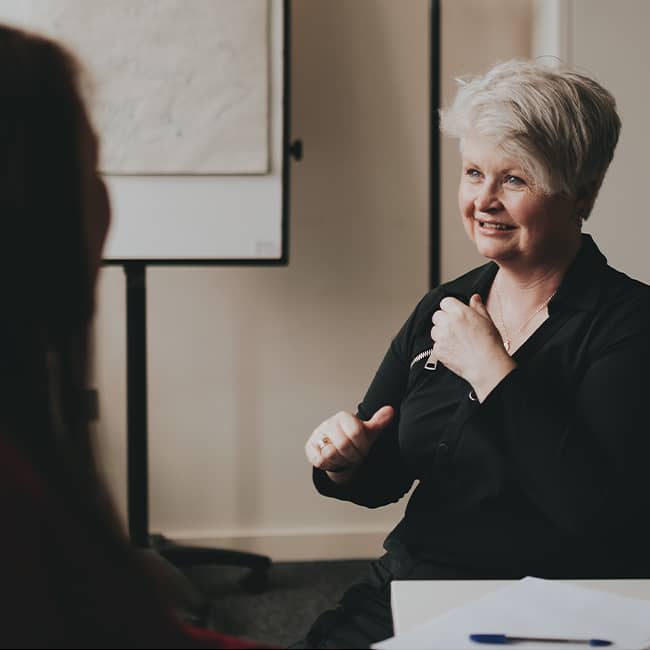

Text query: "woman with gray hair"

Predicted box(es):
[298, 60, 650, 649]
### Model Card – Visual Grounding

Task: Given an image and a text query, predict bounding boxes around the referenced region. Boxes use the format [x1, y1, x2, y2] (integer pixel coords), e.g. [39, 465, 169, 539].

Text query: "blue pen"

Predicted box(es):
[470, 633, 612, 646]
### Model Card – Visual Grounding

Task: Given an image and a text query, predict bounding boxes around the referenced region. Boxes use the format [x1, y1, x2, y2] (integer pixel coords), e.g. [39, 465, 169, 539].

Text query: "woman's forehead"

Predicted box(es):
[460, 136, 520, 168]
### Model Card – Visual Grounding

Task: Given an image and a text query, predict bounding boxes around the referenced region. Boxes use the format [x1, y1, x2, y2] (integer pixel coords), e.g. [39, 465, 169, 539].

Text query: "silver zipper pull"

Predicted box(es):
[424, 351, 437, 370]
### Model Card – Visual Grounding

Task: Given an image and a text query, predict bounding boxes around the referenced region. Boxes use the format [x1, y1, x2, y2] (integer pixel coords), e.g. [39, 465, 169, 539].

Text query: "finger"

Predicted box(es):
[431, 309, 446, 325]
[309, 430, 352, 470]
[327, 421, 365, 465]
[361, 405, 395, 444]
[469, 293, 490, 318]
[305, 435, 331, 467]
[431, 347, 451, 373]
[439, 296, 465, 314]
[306, 420, 345, 468]
[362, 405, 394, 431]
[430, 324, 438, 341]
[337, 412, 372, 457]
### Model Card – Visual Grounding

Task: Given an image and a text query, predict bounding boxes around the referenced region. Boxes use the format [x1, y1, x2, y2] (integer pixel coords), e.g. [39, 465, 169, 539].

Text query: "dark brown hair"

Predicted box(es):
[0, 24, 124, 544]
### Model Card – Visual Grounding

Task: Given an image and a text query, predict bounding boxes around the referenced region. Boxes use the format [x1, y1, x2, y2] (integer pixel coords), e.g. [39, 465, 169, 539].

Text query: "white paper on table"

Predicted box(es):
[372, 576, 650, 650]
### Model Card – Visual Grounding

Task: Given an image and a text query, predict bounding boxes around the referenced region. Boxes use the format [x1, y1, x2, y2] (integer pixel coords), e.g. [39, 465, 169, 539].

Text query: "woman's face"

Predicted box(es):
[79, 114, 111, 284]
[458, 135, 580, 269]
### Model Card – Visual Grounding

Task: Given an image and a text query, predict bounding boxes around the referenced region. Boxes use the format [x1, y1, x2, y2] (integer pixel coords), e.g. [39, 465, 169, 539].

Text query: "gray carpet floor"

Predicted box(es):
[181, 560, 372, 647]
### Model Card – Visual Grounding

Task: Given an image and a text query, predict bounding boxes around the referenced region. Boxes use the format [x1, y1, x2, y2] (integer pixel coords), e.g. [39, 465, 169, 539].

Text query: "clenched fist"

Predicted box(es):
[305, 406, 395, 483]
[431, 294, 515, 401]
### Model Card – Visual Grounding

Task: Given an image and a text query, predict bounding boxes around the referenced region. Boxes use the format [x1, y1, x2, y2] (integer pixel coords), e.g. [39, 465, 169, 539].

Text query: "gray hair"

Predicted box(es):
[439, 59, 621, 220]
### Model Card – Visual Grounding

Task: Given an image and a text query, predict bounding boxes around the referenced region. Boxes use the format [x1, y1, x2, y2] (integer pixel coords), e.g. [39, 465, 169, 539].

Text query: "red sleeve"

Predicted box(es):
[182, 624, 272, 649]
[0, 435, 268, 649]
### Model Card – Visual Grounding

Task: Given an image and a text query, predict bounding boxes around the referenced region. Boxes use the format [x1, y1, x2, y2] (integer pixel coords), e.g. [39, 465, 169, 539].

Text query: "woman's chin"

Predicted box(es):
[473, 236, 516, 262]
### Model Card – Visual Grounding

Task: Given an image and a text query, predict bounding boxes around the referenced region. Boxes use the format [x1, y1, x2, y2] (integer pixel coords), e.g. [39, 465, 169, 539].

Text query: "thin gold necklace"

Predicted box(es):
[493, 284, 555, 352]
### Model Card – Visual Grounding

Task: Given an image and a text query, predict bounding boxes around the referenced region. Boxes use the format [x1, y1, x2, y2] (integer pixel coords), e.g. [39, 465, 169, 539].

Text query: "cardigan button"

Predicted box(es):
[469, 390, 478, 401]
[438, 442, 450, 456]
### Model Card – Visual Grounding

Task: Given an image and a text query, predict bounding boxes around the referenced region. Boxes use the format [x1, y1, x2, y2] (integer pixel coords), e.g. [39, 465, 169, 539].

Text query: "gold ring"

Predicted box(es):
[317, 436, 332, 451]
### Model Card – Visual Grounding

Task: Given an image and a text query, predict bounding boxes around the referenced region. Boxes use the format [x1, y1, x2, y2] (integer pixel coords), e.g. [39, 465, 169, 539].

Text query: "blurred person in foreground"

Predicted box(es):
[0, 23, 265, 649]
[299, 59, 650, 648]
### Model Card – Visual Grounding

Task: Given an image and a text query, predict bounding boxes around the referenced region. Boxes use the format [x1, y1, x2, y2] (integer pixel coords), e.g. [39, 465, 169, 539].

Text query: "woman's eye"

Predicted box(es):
[505, 174, 525, 186]
[465, 168, 481, 179]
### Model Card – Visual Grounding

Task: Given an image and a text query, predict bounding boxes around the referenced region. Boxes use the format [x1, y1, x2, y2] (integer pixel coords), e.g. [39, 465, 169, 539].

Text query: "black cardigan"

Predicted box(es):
[314, 235, 650, 578]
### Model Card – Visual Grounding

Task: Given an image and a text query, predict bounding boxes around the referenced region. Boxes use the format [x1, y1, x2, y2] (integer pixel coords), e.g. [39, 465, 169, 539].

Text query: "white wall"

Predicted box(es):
[92, 0, 430, 561]
[534, 0, 650, 284]
[568, 0, 650, 284]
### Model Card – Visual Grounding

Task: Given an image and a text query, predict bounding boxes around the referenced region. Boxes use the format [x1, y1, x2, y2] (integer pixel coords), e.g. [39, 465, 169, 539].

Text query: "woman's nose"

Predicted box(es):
[474, 183, 501, 213]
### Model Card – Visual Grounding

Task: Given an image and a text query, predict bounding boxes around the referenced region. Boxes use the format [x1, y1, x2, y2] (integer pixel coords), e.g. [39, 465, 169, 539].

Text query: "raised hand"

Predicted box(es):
[431, 294, 515, 401]
[305, 406, 395, 482]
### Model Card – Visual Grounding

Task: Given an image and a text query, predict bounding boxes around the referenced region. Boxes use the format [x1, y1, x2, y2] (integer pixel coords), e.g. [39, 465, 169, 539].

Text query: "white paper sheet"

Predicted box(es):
[373, 577, 650, 650]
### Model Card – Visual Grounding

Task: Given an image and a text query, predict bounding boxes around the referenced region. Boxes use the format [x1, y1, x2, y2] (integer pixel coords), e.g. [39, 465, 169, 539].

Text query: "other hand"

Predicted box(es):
[305, 406, 395, 481]
[431, 294, 515, 399]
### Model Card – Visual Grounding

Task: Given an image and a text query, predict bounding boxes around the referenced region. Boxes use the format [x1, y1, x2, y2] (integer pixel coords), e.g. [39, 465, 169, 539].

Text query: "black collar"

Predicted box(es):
[550, 234, 606, 313]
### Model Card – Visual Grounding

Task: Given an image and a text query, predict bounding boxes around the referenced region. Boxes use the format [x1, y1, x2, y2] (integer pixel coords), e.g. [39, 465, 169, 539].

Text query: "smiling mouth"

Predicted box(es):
[476, 219, 515, 230]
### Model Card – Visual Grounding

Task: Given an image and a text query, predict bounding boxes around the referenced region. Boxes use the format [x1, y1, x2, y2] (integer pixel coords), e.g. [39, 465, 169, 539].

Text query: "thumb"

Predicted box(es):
[470, 293, 490, 318]
[363, 405, 395, 440]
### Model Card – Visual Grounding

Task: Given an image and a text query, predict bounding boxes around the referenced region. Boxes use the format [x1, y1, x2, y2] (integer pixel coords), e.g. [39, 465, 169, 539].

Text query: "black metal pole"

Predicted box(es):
[125, 262, 149, 547]
[430, 0, 441, 290]
[121, 262, 270, 591]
